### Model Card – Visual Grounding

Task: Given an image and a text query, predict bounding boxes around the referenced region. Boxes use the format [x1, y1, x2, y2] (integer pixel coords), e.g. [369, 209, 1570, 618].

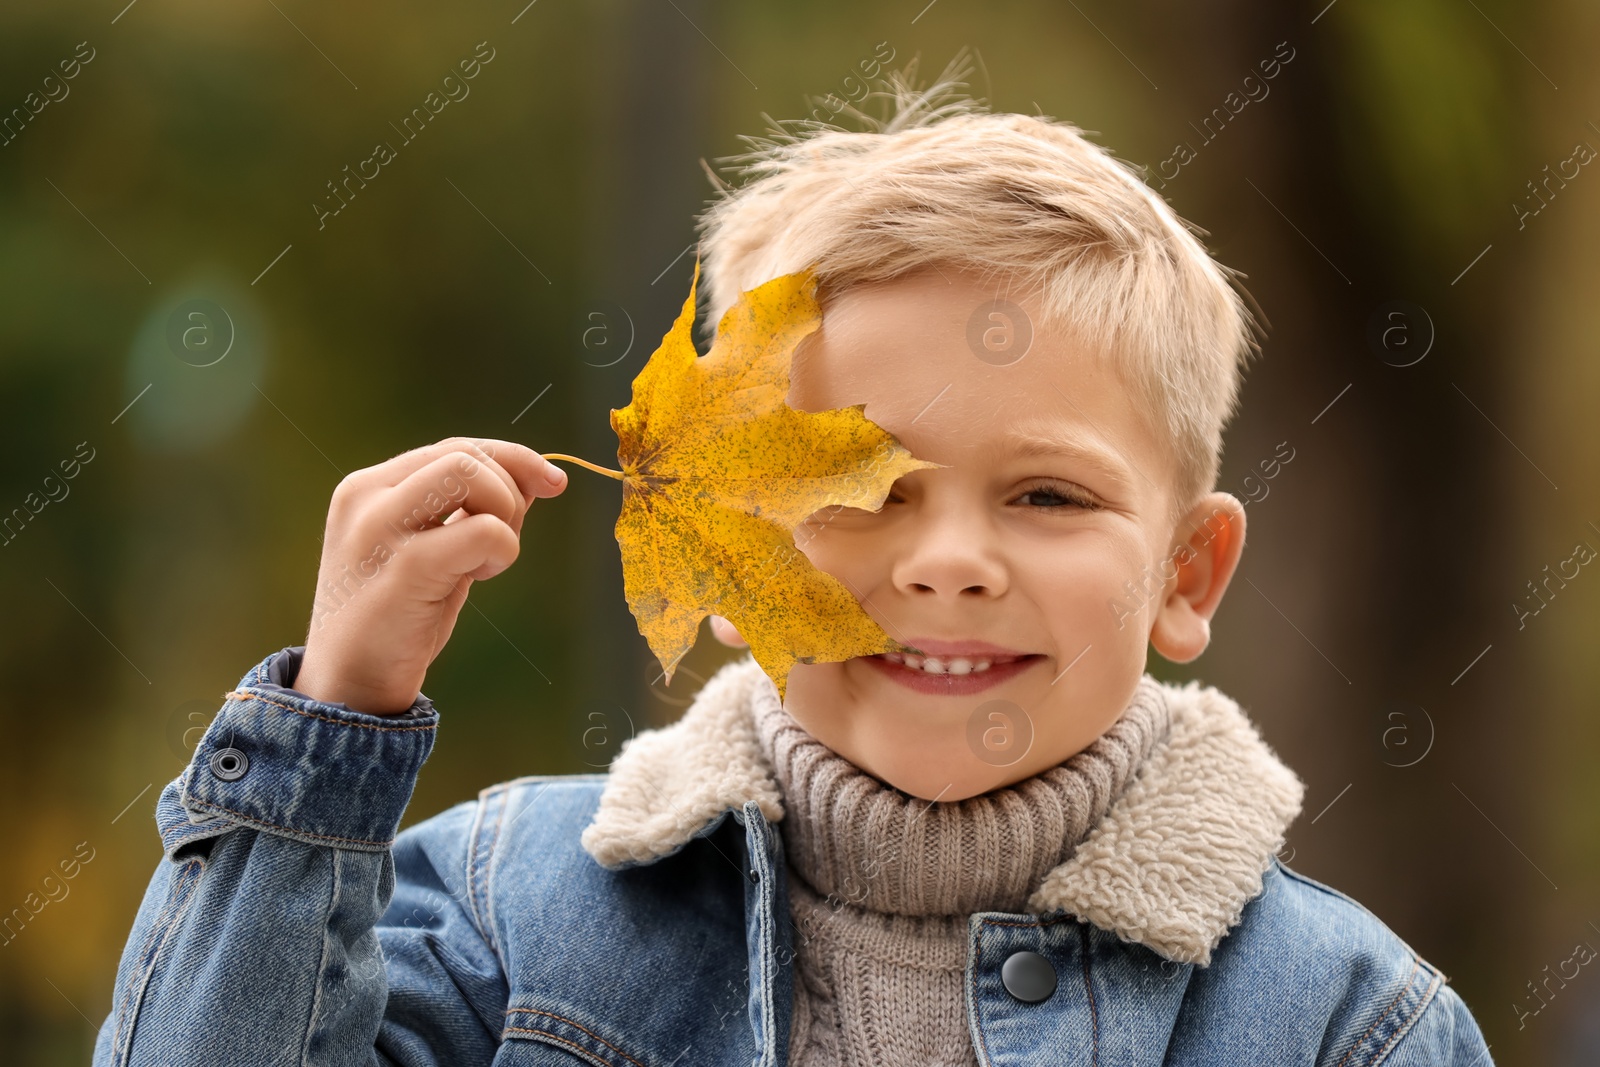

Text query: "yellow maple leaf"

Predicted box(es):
[546, 260, 943, 700]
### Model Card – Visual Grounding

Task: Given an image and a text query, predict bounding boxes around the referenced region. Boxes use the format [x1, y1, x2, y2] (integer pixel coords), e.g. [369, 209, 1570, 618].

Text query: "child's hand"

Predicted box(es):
[294, 437, 567, 715]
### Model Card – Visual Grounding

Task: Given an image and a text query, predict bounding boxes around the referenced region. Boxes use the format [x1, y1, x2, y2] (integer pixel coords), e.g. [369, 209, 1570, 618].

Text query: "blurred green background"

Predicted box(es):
[2, 0, 1597, 1063]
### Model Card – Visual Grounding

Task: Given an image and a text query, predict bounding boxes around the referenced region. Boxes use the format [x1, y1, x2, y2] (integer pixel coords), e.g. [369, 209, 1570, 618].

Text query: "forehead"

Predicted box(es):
[787, 270, 1170, 499]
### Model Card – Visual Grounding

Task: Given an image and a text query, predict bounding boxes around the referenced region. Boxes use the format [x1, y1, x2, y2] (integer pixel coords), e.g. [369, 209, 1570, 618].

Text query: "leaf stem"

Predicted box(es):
[543, 453, 624, 480]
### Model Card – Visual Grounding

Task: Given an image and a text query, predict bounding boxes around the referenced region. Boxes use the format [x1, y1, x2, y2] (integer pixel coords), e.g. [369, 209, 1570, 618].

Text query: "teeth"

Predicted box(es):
[881, 653, 999, 674]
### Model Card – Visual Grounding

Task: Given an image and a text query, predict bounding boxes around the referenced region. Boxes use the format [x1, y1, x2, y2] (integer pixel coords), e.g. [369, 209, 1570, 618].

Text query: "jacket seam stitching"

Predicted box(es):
[753, 805, 777, 1065]
[1333, 956, 1421, 1067]
[1365, 968, 1442, 1067]
[113, 858, 204, 1065]
[971, 923, 995, 1066]
[300, 848, 340, 1066]
[1080, 923, 1100, 1066]
[967, 916, 1082, 1066]
[501, 1027, 613, 1066]
[110, 862, 177, 1062]
[1277, 863, 1435, 966]
[465, 793, 490, 938]
[503, 1010, 647, 1066]
[484, 788, 511, 955]
[182, 796, 392, 848]
[982, 915, 1076, 929]
[224, 689, 437, 731]
[483, 774, 608, 793]
[467, 793, 502, 966]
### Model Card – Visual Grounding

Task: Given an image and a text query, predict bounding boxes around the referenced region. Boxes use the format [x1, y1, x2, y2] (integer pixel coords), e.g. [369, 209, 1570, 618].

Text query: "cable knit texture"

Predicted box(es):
[750, 672, 1170, 1065]
[579, 654, 1306, 1061]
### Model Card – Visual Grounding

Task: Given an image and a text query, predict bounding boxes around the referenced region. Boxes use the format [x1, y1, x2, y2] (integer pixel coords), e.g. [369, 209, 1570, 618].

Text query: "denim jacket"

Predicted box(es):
[95, 645, 1493, 1066]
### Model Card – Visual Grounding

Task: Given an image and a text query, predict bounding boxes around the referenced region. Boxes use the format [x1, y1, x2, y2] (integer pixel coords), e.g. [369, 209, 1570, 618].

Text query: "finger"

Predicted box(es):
[359, 437, 554, 511]
[397, 511, 522, 587]
[385, 437, 566, 538]
[469, 438, 567, 507]
[431, 438, 527, 514]
[429, 436, 564, 512]
[385, 451, 521, 536]
[452, 438, 548, 537]
[442, 438, 534, 519]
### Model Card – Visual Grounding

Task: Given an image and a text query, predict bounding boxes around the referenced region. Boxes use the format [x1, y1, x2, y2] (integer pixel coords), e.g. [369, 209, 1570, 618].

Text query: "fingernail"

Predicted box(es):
[543, 461, 566, 486]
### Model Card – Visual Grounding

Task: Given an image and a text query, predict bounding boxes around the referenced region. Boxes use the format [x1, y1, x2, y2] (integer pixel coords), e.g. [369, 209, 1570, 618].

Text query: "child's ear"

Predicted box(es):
[1149, 493, 1247, 664]
[709, 614, 749, 649]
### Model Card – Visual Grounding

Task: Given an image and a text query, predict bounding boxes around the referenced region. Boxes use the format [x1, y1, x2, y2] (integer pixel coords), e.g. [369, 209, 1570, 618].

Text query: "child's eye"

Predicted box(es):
[883, 482, 1100, 510]
[1015, 481, 1100, 511]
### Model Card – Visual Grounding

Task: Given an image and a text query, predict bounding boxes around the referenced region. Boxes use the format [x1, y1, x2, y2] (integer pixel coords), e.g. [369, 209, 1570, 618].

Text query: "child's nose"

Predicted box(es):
[893, 517, 1009, 602]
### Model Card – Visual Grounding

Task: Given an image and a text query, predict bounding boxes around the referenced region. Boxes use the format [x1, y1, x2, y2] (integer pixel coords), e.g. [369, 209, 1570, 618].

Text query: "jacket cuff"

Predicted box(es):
[169, 645, 439, 854]
[258, 643, 437, 720]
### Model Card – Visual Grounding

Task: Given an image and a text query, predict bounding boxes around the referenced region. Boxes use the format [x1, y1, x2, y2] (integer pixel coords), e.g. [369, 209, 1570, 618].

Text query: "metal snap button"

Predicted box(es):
[209, 747, 249, 782]
[1001, 949, 1057, 1003]
[747, 868, 760, 884]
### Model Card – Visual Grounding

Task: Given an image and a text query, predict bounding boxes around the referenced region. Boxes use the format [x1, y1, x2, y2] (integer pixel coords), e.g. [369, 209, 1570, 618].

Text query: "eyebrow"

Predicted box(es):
[994, 424, 1138, 495]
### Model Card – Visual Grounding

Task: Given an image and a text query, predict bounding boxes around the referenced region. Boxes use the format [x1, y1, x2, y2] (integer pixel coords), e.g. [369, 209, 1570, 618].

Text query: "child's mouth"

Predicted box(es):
[863, 651, 1045, 695]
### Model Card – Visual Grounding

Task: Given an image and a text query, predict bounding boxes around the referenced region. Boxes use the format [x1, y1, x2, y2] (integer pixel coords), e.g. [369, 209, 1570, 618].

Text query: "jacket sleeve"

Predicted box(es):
[1371, 976, 1495, 1066]
[93, 646, 508, 1067]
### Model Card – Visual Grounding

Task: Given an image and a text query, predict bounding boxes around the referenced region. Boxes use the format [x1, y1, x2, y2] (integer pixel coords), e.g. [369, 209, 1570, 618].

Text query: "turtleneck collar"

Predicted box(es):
[750, 675, 1172, 917]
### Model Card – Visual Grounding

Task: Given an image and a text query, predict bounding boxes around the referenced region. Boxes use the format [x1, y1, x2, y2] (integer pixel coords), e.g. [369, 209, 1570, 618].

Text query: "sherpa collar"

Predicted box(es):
[579, 654, 1304, 967]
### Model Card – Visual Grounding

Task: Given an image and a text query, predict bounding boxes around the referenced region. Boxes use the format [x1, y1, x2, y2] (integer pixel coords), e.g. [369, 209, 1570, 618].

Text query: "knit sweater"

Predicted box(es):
[748, 676, 1172, 1066]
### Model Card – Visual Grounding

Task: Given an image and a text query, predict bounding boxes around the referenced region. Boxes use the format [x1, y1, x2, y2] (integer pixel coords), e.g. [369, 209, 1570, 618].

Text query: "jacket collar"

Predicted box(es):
[579, 655, 1304, 967]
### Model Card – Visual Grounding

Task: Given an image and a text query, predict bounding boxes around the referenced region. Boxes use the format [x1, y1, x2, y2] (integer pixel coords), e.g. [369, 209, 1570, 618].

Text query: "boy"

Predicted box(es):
[96, 68, 1493, 1065]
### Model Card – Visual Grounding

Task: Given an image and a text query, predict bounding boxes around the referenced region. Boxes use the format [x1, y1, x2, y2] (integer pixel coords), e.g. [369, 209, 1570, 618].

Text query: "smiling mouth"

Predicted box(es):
[876, 651, 1039, 675]
[862, 651, 1046, 695]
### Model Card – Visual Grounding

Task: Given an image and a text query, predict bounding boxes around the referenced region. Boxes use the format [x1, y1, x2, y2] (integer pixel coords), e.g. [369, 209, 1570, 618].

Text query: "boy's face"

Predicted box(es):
[713, 268, 1247, 802]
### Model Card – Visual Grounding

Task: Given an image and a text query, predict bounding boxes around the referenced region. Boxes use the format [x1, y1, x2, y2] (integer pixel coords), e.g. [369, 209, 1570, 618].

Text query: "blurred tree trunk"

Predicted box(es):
[575, 0, 715, 735]
[1131, 0, 1537, 1059]
[1521, 1, 1600, 1063]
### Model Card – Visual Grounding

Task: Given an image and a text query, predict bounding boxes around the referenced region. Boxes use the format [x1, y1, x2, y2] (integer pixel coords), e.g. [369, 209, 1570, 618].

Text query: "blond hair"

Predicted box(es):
[695, 51, 1263, 518]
